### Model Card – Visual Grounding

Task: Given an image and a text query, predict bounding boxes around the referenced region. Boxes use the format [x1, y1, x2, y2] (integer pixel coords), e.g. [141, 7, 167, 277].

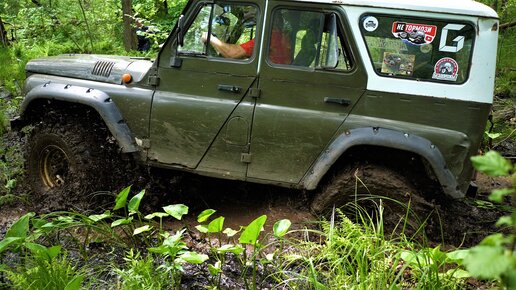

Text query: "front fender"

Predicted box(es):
[19, 82, 138, 153]
[301, 127, 463, 198]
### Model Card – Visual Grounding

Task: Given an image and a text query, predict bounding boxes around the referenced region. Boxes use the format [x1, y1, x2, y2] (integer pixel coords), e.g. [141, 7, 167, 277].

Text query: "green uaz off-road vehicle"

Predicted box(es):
[13, 0, 499, 214]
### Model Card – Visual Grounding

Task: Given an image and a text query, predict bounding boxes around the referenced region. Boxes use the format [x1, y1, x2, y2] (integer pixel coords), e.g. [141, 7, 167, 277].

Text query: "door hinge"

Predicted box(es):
[249, 88, 261, 99]
[148, 75, 160, 86]
[240, 153, 252, 163]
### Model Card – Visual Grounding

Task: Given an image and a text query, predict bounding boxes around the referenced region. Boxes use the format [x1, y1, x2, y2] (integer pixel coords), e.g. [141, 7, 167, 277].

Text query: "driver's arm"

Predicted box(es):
[202, 33, 248, 59]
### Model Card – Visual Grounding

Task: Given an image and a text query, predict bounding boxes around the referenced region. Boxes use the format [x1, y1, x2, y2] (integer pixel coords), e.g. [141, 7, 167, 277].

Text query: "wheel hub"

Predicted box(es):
[39, 145, 70, 189]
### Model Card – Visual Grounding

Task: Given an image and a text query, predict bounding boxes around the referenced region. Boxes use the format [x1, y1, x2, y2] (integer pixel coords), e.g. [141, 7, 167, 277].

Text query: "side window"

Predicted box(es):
[359, 15, 475, 83]
[179, 3, 258, 59]
[268, 9, 353, 71]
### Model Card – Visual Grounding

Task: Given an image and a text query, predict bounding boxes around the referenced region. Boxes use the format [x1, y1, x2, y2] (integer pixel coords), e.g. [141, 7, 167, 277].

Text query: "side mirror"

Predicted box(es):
[177, 15, 185, 47]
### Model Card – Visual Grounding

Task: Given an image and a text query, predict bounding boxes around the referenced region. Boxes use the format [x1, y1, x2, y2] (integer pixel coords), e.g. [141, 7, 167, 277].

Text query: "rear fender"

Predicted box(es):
[301, 127, 463, 198]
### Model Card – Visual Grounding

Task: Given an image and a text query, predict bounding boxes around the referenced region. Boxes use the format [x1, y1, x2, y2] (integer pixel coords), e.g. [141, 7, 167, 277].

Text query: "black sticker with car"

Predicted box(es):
[392, 22, 437, 45]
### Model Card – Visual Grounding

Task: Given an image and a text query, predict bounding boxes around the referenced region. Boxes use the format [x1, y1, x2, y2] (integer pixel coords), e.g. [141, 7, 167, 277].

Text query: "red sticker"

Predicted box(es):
[432, 57, 459, 81]
[392, 22, 437, 45]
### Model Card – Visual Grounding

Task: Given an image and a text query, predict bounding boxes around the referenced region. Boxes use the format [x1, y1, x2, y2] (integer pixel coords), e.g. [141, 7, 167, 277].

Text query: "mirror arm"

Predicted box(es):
[171, 14, 185, 68]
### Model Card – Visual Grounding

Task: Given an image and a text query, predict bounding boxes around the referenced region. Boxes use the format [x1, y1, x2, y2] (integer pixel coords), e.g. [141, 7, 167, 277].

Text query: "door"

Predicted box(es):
[247, 6, 367, 184]
[149, 1, 262, 174]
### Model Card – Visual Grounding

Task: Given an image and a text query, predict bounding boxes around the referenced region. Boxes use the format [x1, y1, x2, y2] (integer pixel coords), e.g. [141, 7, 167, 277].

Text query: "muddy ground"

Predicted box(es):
[0, 127, 513, 248]
[0, 128, 514, 288]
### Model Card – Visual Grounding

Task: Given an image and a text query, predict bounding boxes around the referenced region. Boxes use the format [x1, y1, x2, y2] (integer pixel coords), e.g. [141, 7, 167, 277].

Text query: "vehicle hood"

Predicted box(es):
[25, 54, 153, 85]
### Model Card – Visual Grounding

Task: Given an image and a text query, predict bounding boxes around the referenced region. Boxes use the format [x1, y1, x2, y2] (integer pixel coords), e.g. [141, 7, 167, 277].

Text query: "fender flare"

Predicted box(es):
[19, 82, 138, 153]
[301, 127, 463, 198]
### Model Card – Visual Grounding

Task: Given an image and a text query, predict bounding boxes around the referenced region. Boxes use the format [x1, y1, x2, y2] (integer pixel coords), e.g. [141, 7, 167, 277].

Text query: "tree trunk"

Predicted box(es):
[163, 0, 168, 15]
[0, 15, 8, 46]
[122, 0, 137, 51]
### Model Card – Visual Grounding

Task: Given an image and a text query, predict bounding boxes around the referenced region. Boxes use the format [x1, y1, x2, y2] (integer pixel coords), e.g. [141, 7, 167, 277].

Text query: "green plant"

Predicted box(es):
[0, 213, 84, 289]
[448, 151, 516, 288]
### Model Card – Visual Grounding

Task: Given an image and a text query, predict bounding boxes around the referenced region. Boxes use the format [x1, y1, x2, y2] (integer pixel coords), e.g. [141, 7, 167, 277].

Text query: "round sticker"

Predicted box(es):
[363, 16, 378, 32]
[432, 57, 459, 81]
[420, 44, 432, 53]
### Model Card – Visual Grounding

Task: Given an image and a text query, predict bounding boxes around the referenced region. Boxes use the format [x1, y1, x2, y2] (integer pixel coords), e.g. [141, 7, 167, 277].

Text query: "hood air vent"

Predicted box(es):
[92, 61, 115, 77]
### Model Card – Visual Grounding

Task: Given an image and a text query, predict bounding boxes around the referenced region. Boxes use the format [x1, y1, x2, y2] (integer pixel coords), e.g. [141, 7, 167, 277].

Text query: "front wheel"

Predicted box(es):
[26, 116, 116, 208]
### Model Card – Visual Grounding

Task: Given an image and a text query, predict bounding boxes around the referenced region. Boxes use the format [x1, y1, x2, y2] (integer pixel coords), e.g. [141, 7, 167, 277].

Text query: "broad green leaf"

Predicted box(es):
[197, 209, 216, 223]
[144, 212, 169, 220]
[163, 229, 186, 247]
[64, 275, 84, 290]
[111, 217, 133, 227]
[179, 251, 209, 264]
[447, 268, 471, 279]
[489, 188, 514, 203]
[208, 262, 222, 276]
[216, 244, 244, 255]
[480, 233, 507, 247]
[463, 245, 510, 279]
[25, 243, 53, 260]
[400, 250, 428, 267]
[128, 189, 145, 214]
[88, 211, 112, 222]
[47, 245, 62, 260]
[223, 227, 239, 237]
[163, 204, 189, 220]
[208, 216, 224, 233]
[0, 237, 23, 254]
[133, 225, 152, 235]
[273, 219, 291, 238]
[113, 185, 132, 210]
[31, 218, 48, 229]
[446, 249, 470, 263]
[195, 225, 209, 233]
[471, 151, 512, 177]
[6, 212, 34, 239]
[148, 245, 168, 255]
[239, 215, 267, 245]
[495, 216, 512, 227]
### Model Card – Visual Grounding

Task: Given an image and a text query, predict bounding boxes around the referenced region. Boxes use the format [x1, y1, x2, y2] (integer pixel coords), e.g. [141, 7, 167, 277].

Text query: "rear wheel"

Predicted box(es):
[311, 163, 435, 236]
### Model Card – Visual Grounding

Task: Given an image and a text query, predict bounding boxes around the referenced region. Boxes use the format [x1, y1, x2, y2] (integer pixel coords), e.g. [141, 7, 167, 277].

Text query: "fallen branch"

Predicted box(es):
[500, 21, 516, 30]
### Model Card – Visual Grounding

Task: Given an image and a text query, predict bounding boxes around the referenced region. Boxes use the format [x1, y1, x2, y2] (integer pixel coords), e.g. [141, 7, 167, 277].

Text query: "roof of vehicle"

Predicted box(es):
[286, 0, 498, 18]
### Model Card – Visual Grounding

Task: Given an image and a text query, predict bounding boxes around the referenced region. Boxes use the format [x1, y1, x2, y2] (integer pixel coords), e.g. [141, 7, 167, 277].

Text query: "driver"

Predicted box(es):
[201, 13, 292, 64]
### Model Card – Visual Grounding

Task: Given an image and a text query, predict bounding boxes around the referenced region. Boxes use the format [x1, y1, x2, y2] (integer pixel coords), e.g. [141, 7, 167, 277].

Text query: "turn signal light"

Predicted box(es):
[122, 73, 132, 84]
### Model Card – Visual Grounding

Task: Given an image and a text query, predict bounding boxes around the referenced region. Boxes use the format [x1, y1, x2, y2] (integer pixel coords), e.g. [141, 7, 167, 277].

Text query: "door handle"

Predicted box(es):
[324, 97, 352, 106]
[218, 84, 242, 93]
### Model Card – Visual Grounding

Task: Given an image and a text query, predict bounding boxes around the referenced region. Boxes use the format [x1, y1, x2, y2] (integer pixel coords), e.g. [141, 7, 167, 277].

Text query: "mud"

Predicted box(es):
[0, 128, 514, 288]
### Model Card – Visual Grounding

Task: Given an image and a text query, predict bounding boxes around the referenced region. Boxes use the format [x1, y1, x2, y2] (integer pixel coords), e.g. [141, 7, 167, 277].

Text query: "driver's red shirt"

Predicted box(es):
[240, 31, 292, 64]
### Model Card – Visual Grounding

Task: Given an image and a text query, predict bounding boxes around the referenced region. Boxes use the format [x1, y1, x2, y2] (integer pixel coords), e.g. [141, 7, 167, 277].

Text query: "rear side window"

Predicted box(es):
[268, 9, 353, 71]
[360, 14, 475, 83]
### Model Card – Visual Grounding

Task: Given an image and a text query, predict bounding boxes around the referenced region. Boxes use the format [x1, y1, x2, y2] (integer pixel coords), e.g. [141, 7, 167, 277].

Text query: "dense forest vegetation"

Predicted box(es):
[0, 0, 515, 289]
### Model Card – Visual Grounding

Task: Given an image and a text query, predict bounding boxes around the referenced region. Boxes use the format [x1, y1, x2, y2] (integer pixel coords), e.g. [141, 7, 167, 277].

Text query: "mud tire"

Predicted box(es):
[26, 113, 119, 210]
[311, 164, 435, 236]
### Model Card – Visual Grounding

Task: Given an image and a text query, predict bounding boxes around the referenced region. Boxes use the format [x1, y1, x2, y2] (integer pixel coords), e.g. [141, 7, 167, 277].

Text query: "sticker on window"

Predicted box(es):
[363, 16, 378, 32]
[392, 22, 437, 45]
[432, 57, 459, 81]
[381, 52, 415, 76]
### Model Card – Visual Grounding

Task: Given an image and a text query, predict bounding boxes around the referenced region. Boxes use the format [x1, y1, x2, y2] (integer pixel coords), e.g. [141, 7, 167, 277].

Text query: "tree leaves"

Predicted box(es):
[163, 204, 188, 220]
[471, 151, 513, 177]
